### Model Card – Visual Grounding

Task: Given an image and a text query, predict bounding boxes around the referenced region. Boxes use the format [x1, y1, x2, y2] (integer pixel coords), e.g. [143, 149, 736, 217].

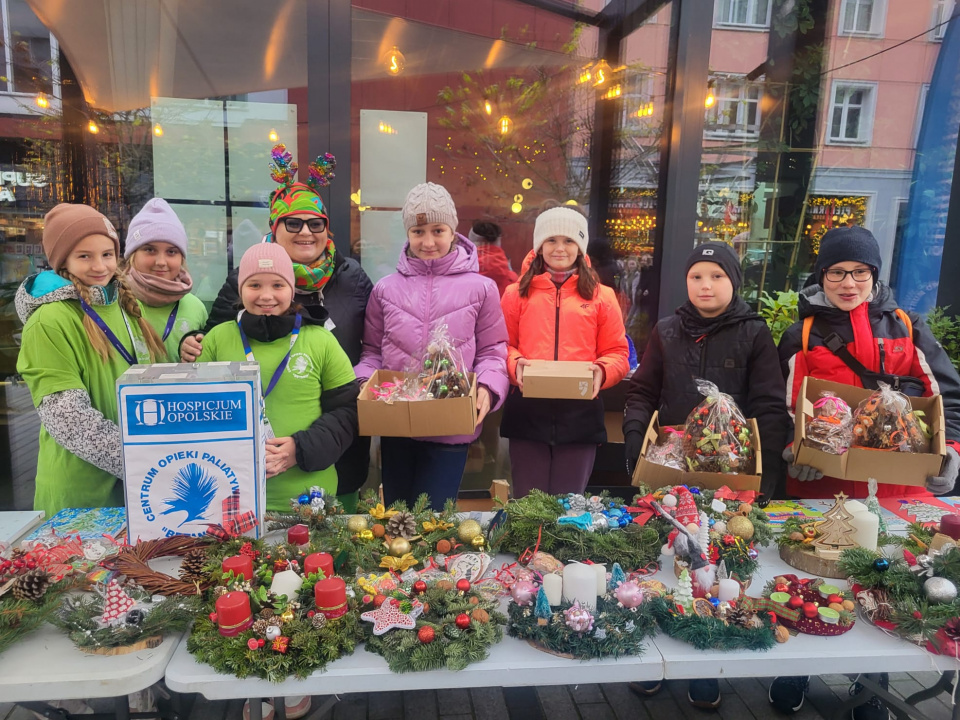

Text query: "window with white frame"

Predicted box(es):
[934, 0, 955, 40]
[915, 84, 929, 148]
[828, 82, 876, 144]
[704, 78, 762, 138]
[714, 0, 772, 28]
[2, 0, 55, 95]
[839, 0, 886, 36]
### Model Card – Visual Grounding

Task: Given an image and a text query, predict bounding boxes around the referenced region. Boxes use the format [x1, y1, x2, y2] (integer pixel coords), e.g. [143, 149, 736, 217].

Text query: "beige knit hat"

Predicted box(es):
[533, 207, 589, 256]
[42, 203, 120, 272]
[402, 182, 459, 232]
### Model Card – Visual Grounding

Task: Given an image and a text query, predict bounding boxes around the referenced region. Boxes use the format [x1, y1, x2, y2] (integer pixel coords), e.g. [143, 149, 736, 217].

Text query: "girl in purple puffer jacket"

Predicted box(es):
[355, 183, 509, 509]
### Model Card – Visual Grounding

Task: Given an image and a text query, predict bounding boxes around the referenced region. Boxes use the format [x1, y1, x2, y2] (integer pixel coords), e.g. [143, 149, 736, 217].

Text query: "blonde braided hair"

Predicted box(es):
[59, 270, 166, 362]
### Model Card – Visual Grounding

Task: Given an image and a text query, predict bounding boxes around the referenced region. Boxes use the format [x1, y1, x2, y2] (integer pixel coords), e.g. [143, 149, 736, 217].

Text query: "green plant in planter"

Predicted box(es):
[759, 291, 800, 344]
[926, 307, 960, 372]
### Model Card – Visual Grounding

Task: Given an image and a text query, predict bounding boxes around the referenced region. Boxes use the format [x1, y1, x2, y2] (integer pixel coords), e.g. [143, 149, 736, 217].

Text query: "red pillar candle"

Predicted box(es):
[941, 513, 960, 540]
[221, 555, 254, 581]
[314, 577, 348, 619]
[304, 552, 334, 578]
[287, 524, 310, 546]
[215, 591, 253, 637]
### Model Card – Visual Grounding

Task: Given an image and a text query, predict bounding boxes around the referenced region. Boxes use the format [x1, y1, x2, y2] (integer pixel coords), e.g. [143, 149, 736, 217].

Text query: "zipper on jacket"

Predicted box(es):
[698, 334, 708, 376]
[878, 337, 886, 373]
[553, 284, 561, 361]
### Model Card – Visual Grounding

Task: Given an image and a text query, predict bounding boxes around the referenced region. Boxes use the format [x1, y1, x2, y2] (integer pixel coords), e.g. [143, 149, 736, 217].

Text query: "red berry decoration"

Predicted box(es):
[455, 613, 471, 629]
[257, 638, 265, 648]
[913, 610, 923, 620]
[247, 638, 259, 650]
[417, 626, 436, 644]
[307, 610, 316, 618]
[209, 612, 219, 622]
[456, 579, 471, 594]
[373, 594, 386, 608]
[413, 580, 428, 595]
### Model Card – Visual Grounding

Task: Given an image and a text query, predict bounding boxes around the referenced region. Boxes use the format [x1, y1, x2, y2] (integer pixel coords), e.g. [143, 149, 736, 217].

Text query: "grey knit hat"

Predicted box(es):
[402, 182, 458, 232]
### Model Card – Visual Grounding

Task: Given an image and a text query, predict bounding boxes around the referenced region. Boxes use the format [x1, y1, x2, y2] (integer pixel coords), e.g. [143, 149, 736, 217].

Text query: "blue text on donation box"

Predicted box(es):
[125, 392, 249, 435]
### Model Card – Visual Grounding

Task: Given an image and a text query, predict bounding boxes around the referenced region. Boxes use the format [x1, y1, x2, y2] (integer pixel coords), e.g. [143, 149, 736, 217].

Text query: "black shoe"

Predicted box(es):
[688, 679, 721, 709]
[850, 674, 890, 720]
[769, 676, 810, 714]
[628, 680, 662, 697]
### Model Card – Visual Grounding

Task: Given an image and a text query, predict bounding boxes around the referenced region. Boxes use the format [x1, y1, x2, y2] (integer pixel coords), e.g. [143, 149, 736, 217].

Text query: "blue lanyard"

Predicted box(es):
[161, 301, 180, 342]
[236, 311, 302, 398]
[79, 298, 139, 366]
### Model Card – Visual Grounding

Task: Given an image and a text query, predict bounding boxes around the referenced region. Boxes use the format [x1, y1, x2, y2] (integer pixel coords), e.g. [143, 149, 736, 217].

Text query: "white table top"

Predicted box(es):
[0, 624, 184, 702]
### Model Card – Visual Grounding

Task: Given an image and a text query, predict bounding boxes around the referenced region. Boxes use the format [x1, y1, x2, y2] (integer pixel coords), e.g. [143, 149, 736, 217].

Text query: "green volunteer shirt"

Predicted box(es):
[198, 320, 356, 511]
[17, 298, 150, 517]
[139, 293, 208, 362]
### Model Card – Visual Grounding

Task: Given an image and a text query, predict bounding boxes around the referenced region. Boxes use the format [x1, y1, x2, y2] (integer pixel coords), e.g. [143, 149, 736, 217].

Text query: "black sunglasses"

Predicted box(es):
[282, 217, 327, 233]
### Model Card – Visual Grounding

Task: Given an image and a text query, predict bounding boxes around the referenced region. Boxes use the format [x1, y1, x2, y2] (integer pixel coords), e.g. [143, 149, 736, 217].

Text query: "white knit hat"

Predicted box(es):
[533, 207, 588, 256]
[402, 182, 459, 232]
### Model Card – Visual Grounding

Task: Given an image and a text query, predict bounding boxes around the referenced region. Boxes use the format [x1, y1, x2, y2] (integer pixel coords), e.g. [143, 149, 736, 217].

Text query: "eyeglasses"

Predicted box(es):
[282, 217, 327, 234]
[824, 268, 872, 283]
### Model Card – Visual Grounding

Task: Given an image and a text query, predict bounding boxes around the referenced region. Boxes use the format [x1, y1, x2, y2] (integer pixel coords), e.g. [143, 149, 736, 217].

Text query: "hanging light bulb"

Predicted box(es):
[592, 60, 612, 87]
[87, 120, 99, 134]
[153, 124, 164, 137]
[704, 81, 716, 109]
[35, 92, 48, 109]
[268, 128, 279, 142]
[498, 115, 512, 135]
[384, 47, 405, 76]
[484, 100, 492, 115]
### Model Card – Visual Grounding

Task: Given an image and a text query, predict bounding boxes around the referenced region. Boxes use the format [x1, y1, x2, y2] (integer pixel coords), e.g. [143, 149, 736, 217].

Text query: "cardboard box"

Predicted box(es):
[521, 360, 594, 399]
[631, 411, 763, 491]
[358, 369, 478, 437]
[118, 362, 266, 541]
[794, 377, 946, 486]
[456, 480, 510, 511]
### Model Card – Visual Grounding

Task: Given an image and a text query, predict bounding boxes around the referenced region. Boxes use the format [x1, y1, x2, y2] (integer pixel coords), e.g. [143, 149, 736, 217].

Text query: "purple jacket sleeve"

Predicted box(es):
[354, 286, 384, 383]
[472, 282, 510, 410]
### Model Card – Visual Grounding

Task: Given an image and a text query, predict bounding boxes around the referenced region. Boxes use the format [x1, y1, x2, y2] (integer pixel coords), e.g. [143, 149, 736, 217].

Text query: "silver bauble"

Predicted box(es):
[923, 576, 958, 604]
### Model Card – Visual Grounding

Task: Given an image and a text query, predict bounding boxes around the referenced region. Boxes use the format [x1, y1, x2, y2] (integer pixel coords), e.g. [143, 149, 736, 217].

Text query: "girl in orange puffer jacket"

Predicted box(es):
[500, 205, 629, 497]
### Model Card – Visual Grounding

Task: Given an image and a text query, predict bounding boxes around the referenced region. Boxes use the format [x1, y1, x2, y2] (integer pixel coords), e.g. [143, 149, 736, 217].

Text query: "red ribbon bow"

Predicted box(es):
[626, 494, 657, 526]
[205, 490, 259, 541]
[713, 486, 757, 504]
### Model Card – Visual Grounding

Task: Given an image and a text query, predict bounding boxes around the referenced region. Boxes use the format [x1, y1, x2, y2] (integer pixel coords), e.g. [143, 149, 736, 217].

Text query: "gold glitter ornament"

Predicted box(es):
[347, 516, 369, 533]
[471, 536, 485, 549]
[388, 537, 411, 556]
[457, 519, 482, 543]
[726, 515, 755, 541]
[281, 609, 295, 623]
[358, 529, 374, 541]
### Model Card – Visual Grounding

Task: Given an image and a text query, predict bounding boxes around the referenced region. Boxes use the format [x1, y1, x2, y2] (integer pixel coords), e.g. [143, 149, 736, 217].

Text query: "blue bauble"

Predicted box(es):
[689, 487, 700, 495]
[310, 490, 323, 500]
[873, 557, 890, 572]
[298, 494, 310, 505]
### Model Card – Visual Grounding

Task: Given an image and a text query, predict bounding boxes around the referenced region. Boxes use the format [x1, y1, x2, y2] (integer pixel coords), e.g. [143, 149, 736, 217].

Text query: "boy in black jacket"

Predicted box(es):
[621, 242, 789, 708]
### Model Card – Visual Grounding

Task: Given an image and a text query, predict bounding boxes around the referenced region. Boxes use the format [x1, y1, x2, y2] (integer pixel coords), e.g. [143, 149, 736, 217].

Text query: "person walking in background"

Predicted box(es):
[354, 183, 509, 509]
[500, 204, 629, 498]
[122, 198, 207, 362]
[470, 220, 517, 297]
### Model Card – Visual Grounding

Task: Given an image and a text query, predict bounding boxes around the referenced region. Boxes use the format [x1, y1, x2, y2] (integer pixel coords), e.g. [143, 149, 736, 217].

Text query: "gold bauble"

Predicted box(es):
[347, 516, 369, 533]
[471, 536, 485, 549]
[388, 537, 411, 556]
[457, 519, 482, 543]
[726, 515, 755, 541]
[281, 609, 295, 623]
[358, 530, 374, 541]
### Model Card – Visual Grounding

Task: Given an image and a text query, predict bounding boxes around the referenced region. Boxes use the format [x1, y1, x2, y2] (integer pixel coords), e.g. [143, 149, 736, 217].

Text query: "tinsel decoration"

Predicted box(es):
[361, 580, 505, 673]
[269, 143, 298, 186]
[178, 548, 208, 582]
[386, 511, 417, 540]
[306, 154, 337, 191]
[509, 594, 657, 660]
[54, 584, 199, 652]
[12, 569, 50, 601]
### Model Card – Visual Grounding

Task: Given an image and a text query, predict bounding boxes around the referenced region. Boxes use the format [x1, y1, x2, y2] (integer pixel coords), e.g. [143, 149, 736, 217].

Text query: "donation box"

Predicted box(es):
[118, 362, 266, 541]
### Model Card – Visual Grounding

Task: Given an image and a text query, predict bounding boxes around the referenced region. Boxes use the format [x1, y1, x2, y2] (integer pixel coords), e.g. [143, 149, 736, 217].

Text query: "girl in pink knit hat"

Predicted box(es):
[198, 243, 360, 514]
[122, 198, 208, 361]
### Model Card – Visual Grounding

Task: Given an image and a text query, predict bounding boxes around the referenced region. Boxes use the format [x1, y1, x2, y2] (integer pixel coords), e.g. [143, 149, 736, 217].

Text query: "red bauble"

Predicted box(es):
[827, 594, 843, 605]
[373, 594, 387, 608]
[456, 579, 471, 593]
[455, 613, 471, 629]
[774, 583, 789, 594]
[413, 580, 428, 595]
[787, 596, 804, 610]
[418, 626, 436, 644]
[802, 602, 819, 619]
[247, 638, 259, 650]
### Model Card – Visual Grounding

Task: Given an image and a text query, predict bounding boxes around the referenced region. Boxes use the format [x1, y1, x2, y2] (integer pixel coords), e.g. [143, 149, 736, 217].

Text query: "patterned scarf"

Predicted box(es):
[291, 238, 337, 293]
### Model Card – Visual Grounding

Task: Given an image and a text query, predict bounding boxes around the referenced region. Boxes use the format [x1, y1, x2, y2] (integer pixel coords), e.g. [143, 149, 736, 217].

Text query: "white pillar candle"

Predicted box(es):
[543, 573, 563, 606]
[849, 511, 879, 551]
[844, 500, 868, 516]
[592, 563, 607, 595]
[562, 562, 598, 611]
[717, 578, 740, 603]
[270, 570, 303, 599]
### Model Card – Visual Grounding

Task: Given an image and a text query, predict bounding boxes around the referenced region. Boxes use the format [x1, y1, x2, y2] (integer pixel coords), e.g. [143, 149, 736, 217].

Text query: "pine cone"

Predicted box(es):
[260, 608, 275, 620]
[386, 511, 417, 539]
[311, 613, 327, 630]
[178, 548, 208, 581]
[12, 568, 50, 601]
[252, 619, 270, 636]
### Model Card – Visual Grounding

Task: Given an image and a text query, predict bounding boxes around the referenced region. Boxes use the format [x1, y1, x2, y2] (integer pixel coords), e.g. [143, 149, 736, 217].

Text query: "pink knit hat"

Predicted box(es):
[238, 243, 295, 289]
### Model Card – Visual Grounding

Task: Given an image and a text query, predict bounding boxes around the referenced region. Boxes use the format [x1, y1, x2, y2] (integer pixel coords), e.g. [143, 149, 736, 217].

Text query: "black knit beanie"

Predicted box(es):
[814, 226, 882, 281]
[684, 241, 743, 293]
